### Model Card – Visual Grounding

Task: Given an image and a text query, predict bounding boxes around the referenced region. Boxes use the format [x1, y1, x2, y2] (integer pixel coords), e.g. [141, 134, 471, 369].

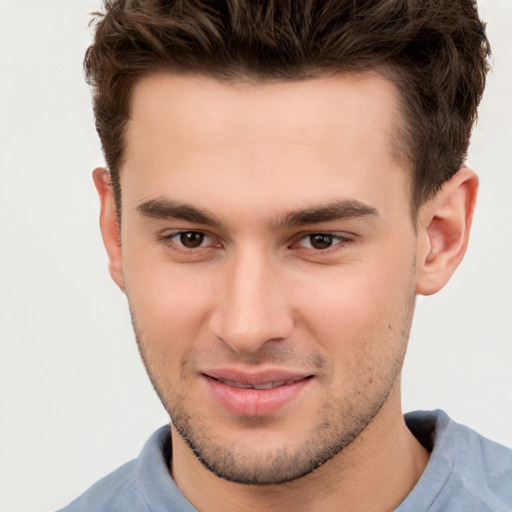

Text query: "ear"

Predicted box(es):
[92, 167, 126, 292]
[415, 168, 479, 296]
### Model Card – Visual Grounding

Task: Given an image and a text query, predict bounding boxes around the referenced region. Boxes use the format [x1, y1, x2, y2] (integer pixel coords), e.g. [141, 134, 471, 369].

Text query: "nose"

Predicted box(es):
[209, 249, 294, 353]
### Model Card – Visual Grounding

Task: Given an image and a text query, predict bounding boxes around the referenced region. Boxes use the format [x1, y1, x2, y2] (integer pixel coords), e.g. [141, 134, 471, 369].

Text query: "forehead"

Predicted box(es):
[122, 72, 410, 220]
[126, 71, 403, 152]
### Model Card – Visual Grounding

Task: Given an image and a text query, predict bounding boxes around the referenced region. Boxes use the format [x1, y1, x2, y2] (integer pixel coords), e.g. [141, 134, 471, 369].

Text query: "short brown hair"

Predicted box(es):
[84, 0, 490, 213]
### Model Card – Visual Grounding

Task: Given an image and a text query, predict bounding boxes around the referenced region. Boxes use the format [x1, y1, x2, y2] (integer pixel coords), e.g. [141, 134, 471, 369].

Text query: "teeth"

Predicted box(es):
[253, 382, 274, 390]
[221, 379, 253, 389]
[219, 379, 291, 390]
[253, 380, 286, 389]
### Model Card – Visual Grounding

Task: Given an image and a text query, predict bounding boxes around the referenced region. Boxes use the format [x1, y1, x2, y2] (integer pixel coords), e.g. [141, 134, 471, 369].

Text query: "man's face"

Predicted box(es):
[116, 72, 419, 484]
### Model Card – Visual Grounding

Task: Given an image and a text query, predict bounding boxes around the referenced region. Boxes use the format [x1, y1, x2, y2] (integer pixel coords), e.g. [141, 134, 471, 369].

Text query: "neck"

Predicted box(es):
[170, 382, 429, 512]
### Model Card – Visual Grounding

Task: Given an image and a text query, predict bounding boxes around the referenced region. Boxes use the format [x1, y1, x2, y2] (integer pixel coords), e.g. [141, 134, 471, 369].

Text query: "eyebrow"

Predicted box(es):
[137, 197, 379, 228]
[137, 198, 221, 226]
[277, 199, 379, 228]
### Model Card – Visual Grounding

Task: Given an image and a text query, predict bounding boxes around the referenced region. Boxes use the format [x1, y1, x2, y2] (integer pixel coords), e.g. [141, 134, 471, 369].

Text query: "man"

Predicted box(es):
[59, 0, 512, 511]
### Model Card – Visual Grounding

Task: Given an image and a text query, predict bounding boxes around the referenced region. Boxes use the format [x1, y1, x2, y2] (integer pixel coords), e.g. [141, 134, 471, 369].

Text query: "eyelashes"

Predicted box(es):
[166, 231, 212, 249]
[156, 230, 220, 259]
[157, 230, 354, 259]
[295, 233, 352, 250]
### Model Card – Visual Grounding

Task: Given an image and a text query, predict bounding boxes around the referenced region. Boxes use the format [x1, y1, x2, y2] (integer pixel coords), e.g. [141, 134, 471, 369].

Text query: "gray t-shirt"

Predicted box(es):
[58, 410, 512, 512]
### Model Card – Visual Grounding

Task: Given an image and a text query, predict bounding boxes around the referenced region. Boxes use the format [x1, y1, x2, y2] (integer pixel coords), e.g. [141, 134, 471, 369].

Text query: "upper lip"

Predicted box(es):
[201, 368, 313, 386]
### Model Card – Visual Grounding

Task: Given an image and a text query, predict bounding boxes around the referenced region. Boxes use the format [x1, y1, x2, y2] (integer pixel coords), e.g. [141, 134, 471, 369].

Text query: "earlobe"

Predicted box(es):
[416, 168, 479, 296]
[92, 167, 126, 292]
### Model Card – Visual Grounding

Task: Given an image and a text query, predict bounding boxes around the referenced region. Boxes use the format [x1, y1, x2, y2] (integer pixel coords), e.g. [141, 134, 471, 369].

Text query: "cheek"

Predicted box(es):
[293, 256, 415, 356]
[125, 265, 217, 395]
[123, 253, 215, 351]
[296, 269, 399, 324]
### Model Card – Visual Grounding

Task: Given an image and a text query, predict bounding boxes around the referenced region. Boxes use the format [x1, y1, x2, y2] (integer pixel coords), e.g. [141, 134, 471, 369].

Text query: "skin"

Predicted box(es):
[94, 72, 478, 512]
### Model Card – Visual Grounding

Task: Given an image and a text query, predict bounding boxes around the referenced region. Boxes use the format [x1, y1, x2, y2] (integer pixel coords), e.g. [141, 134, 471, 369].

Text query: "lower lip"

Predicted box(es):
[204, 376, 312, 417]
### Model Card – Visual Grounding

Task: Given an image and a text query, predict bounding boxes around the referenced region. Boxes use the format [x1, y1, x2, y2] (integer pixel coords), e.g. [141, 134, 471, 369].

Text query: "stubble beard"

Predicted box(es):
[130, 289, 415, 486]
[169, 385, 392, 485]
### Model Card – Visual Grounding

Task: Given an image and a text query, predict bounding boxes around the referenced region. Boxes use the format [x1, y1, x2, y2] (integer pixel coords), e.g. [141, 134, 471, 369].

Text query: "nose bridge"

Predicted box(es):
[211, 245, 293, 352]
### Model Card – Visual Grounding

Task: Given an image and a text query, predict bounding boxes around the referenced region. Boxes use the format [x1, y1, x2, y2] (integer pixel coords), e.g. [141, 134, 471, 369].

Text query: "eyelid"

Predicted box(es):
[157, 229, 219, 250]
[291, 232, 355, 251]
[156, 229, 354, 254]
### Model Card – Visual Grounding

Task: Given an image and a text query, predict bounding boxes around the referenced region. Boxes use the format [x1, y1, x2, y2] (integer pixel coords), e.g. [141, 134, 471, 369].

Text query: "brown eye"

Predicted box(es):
[308, 234, 334, 249]
[179, 232, 205, 248]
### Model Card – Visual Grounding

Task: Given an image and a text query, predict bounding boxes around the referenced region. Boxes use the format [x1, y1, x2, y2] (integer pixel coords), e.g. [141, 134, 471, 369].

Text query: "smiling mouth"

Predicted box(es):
[203, 373, 314, 416]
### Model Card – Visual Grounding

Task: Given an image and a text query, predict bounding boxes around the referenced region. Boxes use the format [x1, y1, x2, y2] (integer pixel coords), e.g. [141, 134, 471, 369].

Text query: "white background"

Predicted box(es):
[0, 1, 510, 511]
